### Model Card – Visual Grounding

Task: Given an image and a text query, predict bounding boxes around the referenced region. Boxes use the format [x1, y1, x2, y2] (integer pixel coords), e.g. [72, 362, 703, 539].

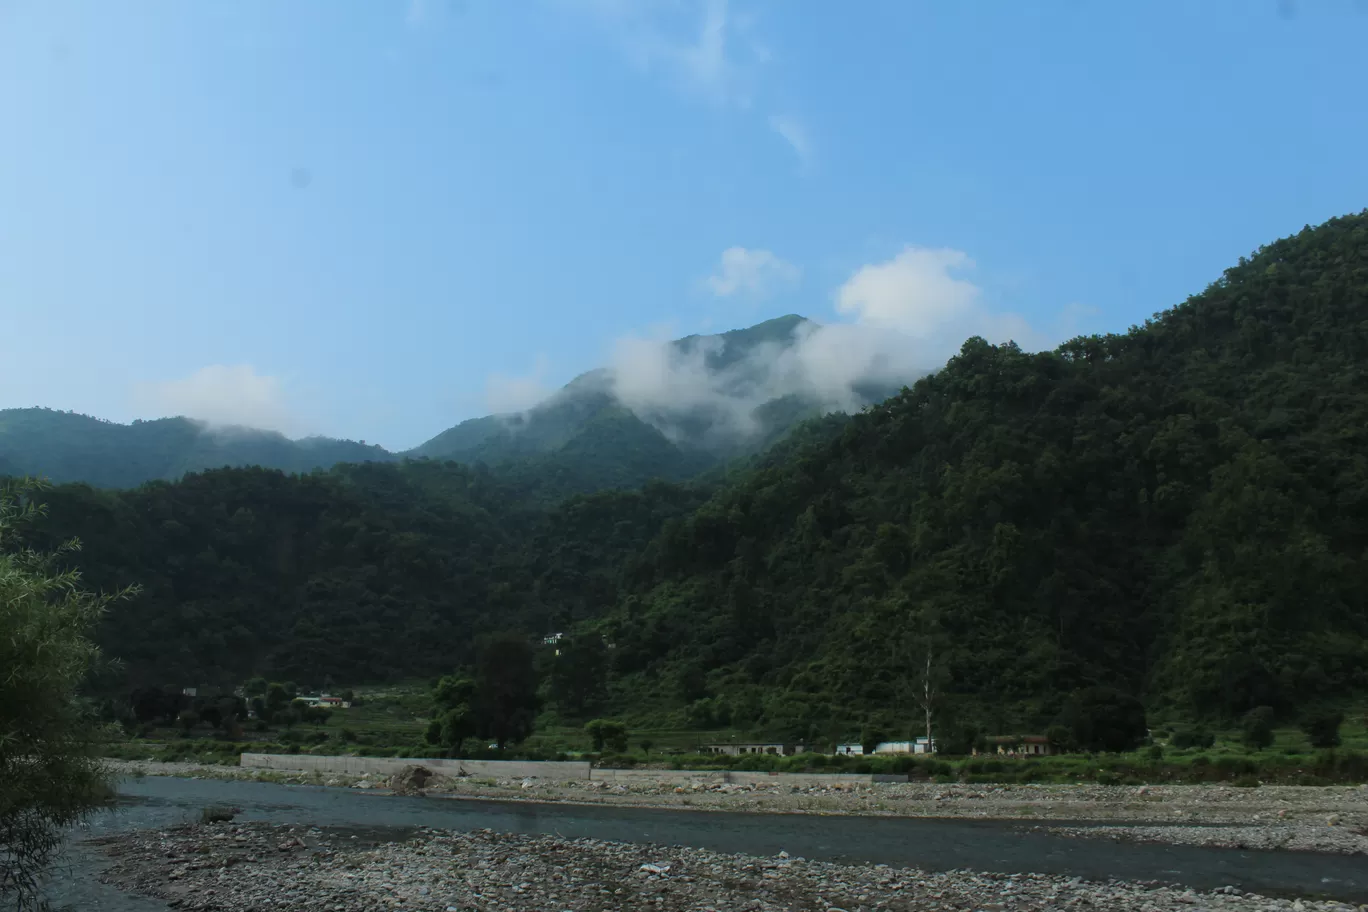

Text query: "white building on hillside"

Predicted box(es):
[834, 737, 935, 757]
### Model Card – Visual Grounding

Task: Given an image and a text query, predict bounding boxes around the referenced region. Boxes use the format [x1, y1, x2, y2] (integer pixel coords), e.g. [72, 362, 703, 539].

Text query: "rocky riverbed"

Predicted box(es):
[94, 820, 1363, 912]
[1041, 822, 1368, 855]
[108, 761, 1368, 851]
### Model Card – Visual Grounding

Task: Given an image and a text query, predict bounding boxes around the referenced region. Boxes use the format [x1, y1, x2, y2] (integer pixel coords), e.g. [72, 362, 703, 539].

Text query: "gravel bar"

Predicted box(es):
[108, 762, 1368, 843]
[95, 821, 1365, 912]
[1040, 823, 1368, 855]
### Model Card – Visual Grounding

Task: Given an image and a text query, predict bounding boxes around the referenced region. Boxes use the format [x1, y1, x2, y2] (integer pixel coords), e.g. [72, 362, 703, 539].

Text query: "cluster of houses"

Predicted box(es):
[700, 735, 1056, 758]
[833, 737, 937, 756]
[298, 693, 352, 709]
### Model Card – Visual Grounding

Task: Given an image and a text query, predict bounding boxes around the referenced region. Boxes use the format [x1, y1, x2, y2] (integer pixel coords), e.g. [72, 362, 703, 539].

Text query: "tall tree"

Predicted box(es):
[0, 483, 132, 909]
[426, 675, 477, 754]
[472, 634, 541, 750]
[548, 634, 608, 718]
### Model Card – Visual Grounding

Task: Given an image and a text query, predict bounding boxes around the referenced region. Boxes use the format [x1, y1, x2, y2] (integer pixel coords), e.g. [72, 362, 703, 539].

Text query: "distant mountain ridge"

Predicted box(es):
[2, 314, 912, 493]
[408, 315, 856, 467]
[0, 409, 394, 490]
[23, 211, 1368, 731]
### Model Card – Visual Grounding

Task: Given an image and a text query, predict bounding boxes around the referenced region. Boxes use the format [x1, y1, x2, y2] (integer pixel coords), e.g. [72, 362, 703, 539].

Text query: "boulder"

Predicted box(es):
[388, 764, 438, 794]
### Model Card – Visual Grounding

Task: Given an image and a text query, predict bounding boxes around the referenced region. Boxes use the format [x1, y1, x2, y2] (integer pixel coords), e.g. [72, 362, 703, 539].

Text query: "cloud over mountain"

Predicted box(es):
[133, 365, 296, 434]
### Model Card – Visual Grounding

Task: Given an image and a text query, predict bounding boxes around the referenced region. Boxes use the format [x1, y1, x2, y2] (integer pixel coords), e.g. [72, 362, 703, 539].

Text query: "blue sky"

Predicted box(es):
[2, 0, 1365, 450]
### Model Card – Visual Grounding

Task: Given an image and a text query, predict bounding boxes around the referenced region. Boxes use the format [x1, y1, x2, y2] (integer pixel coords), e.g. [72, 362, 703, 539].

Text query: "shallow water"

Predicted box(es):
[43, 775, 1368, 908]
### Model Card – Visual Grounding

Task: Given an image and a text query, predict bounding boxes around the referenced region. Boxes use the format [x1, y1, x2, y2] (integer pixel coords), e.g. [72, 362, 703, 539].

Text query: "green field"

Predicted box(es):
[103, 684, 1368, 786]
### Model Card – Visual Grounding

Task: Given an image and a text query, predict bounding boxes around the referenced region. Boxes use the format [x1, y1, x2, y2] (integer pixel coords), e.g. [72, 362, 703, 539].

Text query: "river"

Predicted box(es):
[43, 775, 1368, 909]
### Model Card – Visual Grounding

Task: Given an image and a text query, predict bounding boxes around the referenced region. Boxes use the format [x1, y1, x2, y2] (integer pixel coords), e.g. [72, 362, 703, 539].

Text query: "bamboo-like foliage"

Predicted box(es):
[0, 481, 133, 910]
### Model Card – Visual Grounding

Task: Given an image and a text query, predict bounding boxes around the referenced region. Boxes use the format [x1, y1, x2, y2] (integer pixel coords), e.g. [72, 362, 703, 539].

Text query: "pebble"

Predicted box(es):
[103, 761, 1368, 855]
[94, 821, 1362, 912]
[1041, 823, 1368, 855]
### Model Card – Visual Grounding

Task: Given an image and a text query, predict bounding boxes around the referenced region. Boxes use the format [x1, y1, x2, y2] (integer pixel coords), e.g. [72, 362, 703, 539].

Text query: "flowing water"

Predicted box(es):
[43, 775, 1368, 908]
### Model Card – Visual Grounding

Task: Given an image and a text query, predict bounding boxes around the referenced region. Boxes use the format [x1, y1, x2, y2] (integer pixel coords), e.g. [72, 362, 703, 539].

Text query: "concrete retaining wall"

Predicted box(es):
[239, 753, 590, 781]
[239, 753, 901, 788]
[589, 769, 881, 786]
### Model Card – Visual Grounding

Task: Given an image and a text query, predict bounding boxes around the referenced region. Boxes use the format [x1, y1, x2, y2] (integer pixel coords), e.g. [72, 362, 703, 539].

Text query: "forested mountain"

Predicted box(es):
[2, 315, 895, 496]
[19, 462, 708, 690]
[595, 212, 1368, 738]
[409, 314, 888, 468]
[14, 213, 1368, 740]
[0, 410, 394, 489]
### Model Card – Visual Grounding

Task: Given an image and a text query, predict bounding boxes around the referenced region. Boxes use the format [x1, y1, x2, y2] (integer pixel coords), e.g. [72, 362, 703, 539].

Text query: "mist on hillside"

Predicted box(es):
[494, 244, 1071, 448]
[607, 321, 928, 447]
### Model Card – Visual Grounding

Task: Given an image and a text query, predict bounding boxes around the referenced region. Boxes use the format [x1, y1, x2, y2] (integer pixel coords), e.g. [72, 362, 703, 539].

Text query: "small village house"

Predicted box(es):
[835, 738, 935, 757]
[872, 738, 936, 755]
[299, 693, 351, 709]
[700, 742, 808, 756]
[981, 735, 1053, 757]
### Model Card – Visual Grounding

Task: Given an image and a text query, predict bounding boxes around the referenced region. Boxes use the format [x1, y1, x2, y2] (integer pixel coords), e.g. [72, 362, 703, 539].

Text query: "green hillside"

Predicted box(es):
[407, 314, 834, 469]
[2, 315, 872, 496]
[20, 462, 707, 691]
[13, 213, 1368, 743]
[0, 410, 394, 489]
[596, 212, 1368, 739]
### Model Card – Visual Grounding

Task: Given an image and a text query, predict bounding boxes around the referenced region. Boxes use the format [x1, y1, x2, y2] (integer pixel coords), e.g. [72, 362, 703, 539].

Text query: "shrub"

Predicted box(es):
[1300, 710, 1343, 749]
[1045, 725, 1074, 754]
[1170, 726, 1215, 749]
[1241, 706, 1275, 750]
[1059, 687, 1147, 753]
[1, 484, 130, 910]
[584, 719, 629, 753]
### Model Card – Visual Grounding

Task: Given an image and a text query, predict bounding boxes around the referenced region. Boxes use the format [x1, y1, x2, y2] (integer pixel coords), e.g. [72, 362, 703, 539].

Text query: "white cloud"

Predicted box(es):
[406, 0, 466, 26]
[406, 0, 432, 25]
[834, 245, 1086, 359]
[674, 0, 735, 103]
[134, 365, 295, 433]
[565, 0, 762, 107]
[768, 114, 812, 167]
[605, 317, 928, 448]
[561, 1, 813, 164]
[598, 243, 1088, 448]
[835, 247, 983, 339]
[466, 239, 1074, 455]
[485, 355, 555, 414]
[706, 247, 800, 299]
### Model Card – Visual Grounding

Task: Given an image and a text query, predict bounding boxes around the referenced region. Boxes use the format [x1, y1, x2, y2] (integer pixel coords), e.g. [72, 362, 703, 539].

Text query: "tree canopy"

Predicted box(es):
[0, 483, 125, 908]
[7, 212, 1368, 744]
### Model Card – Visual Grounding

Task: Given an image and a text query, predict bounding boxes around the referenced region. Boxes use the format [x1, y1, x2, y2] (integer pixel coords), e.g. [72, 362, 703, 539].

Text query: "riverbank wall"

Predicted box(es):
[238, 753, 896, 787]
[239, 753, 591, 781]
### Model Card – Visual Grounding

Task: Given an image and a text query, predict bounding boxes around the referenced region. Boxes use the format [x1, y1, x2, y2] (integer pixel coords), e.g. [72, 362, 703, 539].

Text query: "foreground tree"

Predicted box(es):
[426, 675, 476, 754]
[1058, 686, 1148, 753]
[1300, 709, 1342, 749]
[583, 719, 628, 753]
[472, 634, 540, 750]
[1241, 706, 1276, 750]
[1, 483, 131, 908]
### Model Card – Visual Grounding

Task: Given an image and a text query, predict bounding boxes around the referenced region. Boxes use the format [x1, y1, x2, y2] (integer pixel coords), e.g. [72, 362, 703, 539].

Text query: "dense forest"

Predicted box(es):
[1, 315, 867, 499]
[596, 213, 1368, 740]
[9, 213, 1368, 742]
[0, 410, 394, 489]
